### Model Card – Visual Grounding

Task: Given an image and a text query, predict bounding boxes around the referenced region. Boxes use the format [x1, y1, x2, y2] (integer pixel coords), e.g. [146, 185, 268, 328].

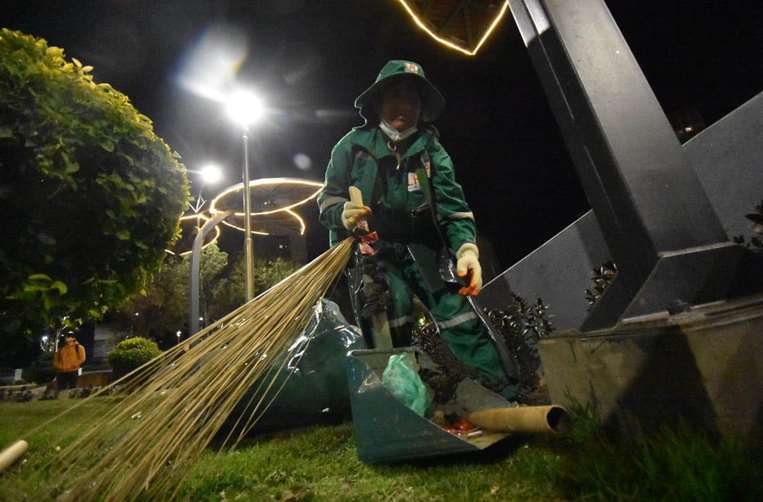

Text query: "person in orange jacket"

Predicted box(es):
[54, 331, 86, 390]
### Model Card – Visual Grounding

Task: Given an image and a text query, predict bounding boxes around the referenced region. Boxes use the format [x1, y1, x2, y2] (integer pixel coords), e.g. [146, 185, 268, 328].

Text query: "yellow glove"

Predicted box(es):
[341, 201, 371, 231]
[456, 243, 482, 296]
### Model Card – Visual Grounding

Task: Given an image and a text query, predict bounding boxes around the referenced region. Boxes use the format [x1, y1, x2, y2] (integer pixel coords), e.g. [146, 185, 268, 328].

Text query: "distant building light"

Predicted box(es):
[684, 126, 694, 132]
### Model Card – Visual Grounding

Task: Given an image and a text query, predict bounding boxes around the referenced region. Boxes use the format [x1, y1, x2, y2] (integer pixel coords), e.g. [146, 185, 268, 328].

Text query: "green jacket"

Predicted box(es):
[317, 125, 476, 254]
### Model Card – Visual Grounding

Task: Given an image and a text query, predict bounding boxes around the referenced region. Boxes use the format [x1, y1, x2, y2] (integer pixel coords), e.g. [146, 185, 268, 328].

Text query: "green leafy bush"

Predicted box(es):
[108, 337, 161, 379]
[0, 29, 189, 366]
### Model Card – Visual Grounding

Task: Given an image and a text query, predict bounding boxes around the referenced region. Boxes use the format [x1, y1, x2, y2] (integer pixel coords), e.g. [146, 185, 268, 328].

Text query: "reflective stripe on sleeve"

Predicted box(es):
[446, 211, 474, 221]
[437, 211, 475, 222]
[436, 311, 477, 329]
[389, 315, 414, 329]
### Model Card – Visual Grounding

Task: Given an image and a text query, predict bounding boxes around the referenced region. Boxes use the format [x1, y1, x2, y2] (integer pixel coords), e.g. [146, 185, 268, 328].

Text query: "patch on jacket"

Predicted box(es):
[408, 172, 421, 192]
[422, 152, 432, 177]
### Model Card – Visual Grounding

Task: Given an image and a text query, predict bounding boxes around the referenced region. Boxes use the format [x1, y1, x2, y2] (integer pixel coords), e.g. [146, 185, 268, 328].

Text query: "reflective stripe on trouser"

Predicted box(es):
[383, 256, 507, 386]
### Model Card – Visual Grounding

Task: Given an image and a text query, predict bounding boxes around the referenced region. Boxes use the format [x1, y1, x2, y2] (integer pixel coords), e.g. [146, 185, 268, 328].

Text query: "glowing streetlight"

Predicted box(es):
[225, 90, 264, 129]
[187, 164, 225, 213]
[199, 163, 223, 185]
[225, 87, 265, 302]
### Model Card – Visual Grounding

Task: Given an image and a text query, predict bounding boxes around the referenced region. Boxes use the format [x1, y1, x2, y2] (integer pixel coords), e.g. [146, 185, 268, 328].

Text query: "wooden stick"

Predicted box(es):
[348, 186, 391, 349]
[0, 440, 28, 472]
[348, 185, 370, 233]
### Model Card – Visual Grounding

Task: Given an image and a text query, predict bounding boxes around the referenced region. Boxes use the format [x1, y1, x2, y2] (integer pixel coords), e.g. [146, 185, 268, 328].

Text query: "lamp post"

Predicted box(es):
[241, 130, 255, 302]
[225, 89, 264, 302]
[190, 210, 232, 335]
[186, 166, 225, 336]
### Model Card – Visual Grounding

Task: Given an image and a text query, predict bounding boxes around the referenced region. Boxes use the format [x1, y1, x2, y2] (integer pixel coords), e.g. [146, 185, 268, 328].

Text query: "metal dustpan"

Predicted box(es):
[346, 347, 512, 463]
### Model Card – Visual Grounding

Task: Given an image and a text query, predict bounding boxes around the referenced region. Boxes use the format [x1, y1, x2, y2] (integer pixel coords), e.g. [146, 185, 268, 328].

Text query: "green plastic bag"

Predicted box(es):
[382, 354, 431, 417]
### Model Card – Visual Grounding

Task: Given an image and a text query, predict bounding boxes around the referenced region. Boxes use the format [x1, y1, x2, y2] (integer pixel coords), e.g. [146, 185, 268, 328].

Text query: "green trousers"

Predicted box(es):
[373, 246, 508, 389]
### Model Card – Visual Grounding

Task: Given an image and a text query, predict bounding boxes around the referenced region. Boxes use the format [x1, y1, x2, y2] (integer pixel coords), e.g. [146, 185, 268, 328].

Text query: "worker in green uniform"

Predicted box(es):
[317, 60, 514, 396]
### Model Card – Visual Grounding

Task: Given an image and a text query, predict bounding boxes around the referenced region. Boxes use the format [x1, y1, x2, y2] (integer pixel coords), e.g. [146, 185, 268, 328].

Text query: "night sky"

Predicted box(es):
[4, 0, 761, 280]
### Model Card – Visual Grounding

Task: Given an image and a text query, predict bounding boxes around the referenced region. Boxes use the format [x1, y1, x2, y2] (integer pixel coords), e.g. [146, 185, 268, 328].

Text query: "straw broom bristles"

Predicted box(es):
[20, 237, 354, 501]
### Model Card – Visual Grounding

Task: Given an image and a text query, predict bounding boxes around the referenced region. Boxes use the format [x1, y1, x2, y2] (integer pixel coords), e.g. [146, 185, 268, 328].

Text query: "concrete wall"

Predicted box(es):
[91, 323, 123, 369]
[479, 92, 763, 330]
[685, 93, 763, 241]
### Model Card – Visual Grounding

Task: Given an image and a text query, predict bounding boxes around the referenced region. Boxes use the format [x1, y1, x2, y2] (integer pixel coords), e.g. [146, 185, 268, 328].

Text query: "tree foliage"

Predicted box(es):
[0, 29, 189, 366]
[116, 244, 300, 347]
[117, 244, 230, 347]
[210, 255, 301, 320]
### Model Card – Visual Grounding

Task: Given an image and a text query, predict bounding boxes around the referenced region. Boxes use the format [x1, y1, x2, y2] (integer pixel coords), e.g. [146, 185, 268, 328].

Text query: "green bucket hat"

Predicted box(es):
[354, 60, 446, 123]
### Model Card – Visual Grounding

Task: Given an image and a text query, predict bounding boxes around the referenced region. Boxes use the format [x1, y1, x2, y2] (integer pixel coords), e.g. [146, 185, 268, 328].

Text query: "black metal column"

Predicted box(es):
[507, 0, 759, 329]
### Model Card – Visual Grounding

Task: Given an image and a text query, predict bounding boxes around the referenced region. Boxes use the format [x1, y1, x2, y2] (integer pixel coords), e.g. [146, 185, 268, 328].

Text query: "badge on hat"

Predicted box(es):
[404, 62, 421, 74]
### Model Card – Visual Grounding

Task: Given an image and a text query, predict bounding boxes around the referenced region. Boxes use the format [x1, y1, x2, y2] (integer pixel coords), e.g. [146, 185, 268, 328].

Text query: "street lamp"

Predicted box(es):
[185, 163, 226, 336]
[225, 88, 265, 302]
[187, 163, 224, 213]
[225, 90, 264, 128]
[199, 163, 223, 185]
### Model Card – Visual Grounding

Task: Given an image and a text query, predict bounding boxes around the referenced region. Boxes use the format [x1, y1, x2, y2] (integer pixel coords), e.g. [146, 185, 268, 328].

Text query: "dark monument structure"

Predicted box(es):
[478, 0, 762, 441]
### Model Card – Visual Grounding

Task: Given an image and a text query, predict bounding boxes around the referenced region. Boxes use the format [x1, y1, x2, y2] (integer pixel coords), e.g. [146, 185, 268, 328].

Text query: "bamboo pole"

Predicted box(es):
[468, 405, 570, 434]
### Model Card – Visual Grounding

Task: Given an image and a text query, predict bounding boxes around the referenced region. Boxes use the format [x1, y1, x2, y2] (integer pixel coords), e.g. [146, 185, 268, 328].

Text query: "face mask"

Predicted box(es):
[379, 120, 418, 143]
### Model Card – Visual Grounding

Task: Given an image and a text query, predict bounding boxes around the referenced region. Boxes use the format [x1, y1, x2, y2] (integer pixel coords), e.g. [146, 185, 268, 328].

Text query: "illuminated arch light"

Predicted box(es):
[165, 213, 222, 257]
[221, 209, 307, 236]
[220, 218, 270, 236]
[395, 0, 510, 56]
[289, 209, 307, 235]
[209, 177, 323, 217]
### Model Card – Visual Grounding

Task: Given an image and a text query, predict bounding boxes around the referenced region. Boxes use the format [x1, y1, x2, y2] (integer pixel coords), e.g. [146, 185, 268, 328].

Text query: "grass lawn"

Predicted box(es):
[0, 399, 759, 501]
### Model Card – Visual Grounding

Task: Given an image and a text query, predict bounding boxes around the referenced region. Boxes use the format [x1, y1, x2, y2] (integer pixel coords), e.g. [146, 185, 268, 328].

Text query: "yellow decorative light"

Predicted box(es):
[219, 220, 270, 235]
[395, 0, 510, 56]
[290, 209, 307, 236]
[220, 208, 307, 236]
[209, 177, 323, 217]
[165, 213, 222, 257]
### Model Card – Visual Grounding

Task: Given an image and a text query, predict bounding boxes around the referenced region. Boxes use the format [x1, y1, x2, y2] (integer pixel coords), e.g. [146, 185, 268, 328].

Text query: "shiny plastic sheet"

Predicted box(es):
[222, 299, 365, 434]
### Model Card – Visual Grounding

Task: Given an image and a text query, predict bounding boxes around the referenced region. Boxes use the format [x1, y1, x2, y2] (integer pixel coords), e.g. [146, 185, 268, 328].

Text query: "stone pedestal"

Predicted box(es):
[538, 293, 763, 443]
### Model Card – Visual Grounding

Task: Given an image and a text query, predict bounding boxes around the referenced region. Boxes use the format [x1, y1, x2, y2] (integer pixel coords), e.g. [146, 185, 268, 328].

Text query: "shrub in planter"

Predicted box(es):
[108, 337, 161, 379]
[0, 29, 189, 367]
